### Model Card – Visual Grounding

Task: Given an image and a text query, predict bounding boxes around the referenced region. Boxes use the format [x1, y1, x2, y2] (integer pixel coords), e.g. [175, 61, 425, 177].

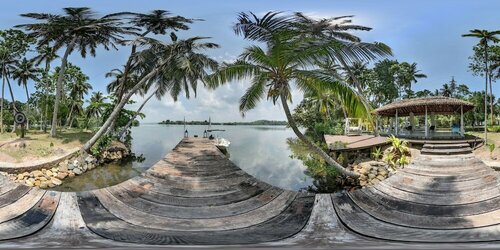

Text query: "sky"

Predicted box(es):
[1, 0, 499, 123]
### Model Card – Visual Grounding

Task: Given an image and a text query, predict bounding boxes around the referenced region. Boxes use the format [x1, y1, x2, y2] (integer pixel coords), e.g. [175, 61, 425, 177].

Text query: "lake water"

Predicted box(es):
[53, 124, 314, 192]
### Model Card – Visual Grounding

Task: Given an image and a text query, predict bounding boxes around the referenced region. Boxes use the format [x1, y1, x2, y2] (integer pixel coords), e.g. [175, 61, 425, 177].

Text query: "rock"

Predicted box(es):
[32, 170, 43, 177]
[25, 180, 34, 187]
[85, 155, 97, 164]
[39, 181, 49, 189]
[16, 174, 25, 180]
[379, 170, 388, 176]
[368, 173, 376, 180]
[67, 164, 75, 170]
[73, 168, 82, 175]
[370, 179, 380, 185]
[59, 162, 69, 172]
[359, 181, 368, 186]
[68, 171, 75, 177]
[73, 159, 79, 166]
[87, 163, 95, 170]
[51, 167, 58, 173]
[51, 178, 62, 186]
[82, 164, 88, 171]
[34, 180, 41, 186]
[376, 175, 385, 181]
[18, 141, 26, 148]
[46, 170, 53, 176]
[57, 172, 68, 180]
[39, 177, 48, 182]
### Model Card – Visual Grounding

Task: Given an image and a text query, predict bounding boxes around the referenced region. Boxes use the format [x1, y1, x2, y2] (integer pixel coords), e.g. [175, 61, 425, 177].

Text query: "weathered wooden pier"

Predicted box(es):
[0, 138, 499, 248]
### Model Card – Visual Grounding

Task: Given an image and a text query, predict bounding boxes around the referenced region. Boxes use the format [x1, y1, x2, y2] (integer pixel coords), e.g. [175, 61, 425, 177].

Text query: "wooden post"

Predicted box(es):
[375, 116, 379, 136]
[461, 105, 464, 137]
[395, 109, 398, 136]
[425, 106, 428, 138]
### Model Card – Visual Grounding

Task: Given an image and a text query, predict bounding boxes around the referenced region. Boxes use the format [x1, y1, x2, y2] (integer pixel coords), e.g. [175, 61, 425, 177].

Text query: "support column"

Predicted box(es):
[409, 112, 415, 132]
[395, 109, 398, 136]
[425, 106, 428, 138]
[460, 105, 464, 137]
[375, 116, 379, 136]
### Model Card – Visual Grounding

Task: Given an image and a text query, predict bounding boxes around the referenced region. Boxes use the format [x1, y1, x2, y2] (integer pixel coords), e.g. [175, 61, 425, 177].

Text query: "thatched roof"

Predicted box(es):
[373, 96, 475, 117]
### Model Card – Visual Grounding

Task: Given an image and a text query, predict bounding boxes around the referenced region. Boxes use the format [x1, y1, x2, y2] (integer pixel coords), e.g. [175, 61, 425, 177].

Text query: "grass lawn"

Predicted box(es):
[0, 129, 93, 163]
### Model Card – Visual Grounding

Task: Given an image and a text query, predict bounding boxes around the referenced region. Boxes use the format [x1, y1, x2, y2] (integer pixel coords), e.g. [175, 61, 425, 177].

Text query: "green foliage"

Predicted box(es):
[372, 147, 383, 160]
[385, 135, 411, 169]
[90, 133, 113, 156]
[487, 143, 495, 158]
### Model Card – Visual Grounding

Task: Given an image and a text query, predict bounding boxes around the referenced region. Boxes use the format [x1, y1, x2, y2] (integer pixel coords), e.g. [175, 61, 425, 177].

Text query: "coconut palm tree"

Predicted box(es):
[17, 7, 136, 137]
[0, 50, 17, 133]
[406, 62, 427, 91]
[86, 91, 106, 121]
[82, 37, 219, 152]
[12, 57, 41, 129]
[32, 45, 58, 132]
[116, 35, 218, 139]
[462, 29, 500, 134]
[66, 74, 92, 128]
[207, 12, 391, 177]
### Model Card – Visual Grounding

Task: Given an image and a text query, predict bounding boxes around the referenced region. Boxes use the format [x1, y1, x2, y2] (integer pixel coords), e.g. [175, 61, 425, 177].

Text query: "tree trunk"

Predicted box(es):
[82, 66, 160, 152]
[1, 66, 5, 133]
[484, 43, 489, 142]
[279, 93, 359, 178]
[489, 72, 494, 125]
[65, 102, 75, 129]
[24, 82, 30, 130]
[6, 77, 17, 133]
[43, 61, 50, 133]
[51, 39, 76, 137]
[118, 90, 156, 140]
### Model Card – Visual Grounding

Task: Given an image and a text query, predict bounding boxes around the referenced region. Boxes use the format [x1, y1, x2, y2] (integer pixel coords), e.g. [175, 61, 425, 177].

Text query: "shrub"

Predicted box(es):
[372, 147, 383, 160]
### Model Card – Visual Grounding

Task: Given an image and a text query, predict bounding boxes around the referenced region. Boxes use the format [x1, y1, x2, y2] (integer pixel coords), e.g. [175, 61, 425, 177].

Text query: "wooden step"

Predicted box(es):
[423, 143, 470, 149]
[421, 147, 472, 155]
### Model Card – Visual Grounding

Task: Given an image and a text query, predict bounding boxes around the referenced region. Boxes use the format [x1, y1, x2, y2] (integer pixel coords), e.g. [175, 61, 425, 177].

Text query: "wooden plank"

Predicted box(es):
[78, 191, 314, 245]
[0, 184, 31, 208]
[361, 187, 500, 217]
[348, 189, 500, 229]
[332, 192, 500, 242]
[0, 188, 46, 223]
[102, 184, 292, 220]
[0, 191, 60, 240]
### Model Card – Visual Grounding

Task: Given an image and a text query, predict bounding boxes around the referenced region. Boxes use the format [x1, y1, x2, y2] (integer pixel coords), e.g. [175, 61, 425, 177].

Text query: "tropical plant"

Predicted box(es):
[12, 57, 41, 129]
[83, 36, 219, 152]
[32, 44, 58, 132]
[487, 142, 495, 159]
[207, 12, 391, 177]
[462, 29, 500, 139]
[17, 7, 136, 137]
[372, 147, 383, 160]
[385, 135, 410, 169]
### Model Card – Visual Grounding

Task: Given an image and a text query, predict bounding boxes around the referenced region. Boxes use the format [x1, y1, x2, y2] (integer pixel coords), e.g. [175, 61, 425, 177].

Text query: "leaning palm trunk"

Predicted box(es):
[51, 39, 76, 137]
[118, 91, 156, 141]
[280, 93, 359, 178]
[82, 67, 160, 152]
[65, 102, 76, 129]
[484, 43, 489, 141]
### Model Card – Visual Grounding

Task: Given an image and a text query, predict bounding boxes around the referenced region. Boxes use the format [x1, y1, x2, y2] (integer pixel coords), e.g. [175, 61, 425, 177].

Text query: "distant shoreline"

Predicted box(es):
[157, 120, 288, 126]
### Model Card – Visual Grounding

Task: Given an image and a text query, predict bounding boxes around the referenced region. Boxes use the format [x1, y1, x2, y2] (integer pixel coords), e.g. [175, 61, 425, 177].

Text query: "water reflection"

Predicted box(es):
[54, 124, 315, 192]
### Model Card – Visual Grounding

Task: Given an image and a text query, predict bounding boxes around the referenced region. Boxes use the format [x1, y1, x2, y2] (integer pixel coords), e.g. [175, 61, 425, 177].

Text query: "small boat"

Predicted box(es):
[207, 117, 230, 153]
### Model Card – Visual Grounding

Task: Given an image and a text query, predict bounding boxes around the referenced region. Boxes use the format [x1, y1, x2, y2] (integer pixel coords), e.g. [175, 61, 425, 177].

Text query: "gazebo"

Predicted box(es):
[373, 96, 475, 139]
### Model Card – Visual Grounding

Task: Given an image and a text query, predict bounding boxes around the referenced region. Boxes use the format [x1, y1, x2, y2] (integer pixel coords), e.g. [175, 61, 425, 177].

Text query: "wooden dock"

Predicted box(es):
[324, 134, 389, 151]
[0, 138, 499, 247]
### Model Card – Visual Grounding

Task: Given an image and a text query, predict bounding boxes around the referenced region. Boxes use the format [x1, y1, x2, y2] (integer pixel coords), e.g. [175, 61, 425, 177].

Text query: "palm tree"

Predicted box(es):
[462, 29, 500, 134]
[12, 57, 40, 129]
[117, 35, 218, 139]
[66, 74, 92, 128]
[82, 37, 219, 152]
[86, 91, 106, 120]
[440, 83, 452, 97]
[407, 62, 427, 91]
[32, 45, 58, 132]
[17, 7, 135, 137]
[207, 12, 391, 177]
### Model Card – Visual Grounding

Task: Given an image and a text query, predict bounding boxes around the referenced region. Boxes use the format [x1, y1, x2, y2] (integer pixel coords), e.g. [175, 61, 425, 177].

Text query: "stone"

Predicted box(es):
[51, 178, 62, 186]
[359, 181, 368, 186]
[39, 181, 49, 189]
[34, 180, 41, 186]
[32, 170, 43, 177]
[46, 170, 53, 176]
[68, 172, 75, 177]
[16, 174, 25, 180]
[73, 159, 79, 166]
[57, 172, 68, 180]
[39, 177, 48, 182]
[25, 180, 34, 187]
[376, 175, 385, 181]
[371, 179, 380, 185]
[82, 164, 88, 171]
[51, 167, 58, 173]
[85, 155, 97, 164]
[67, 164, 75, 170]
[368, 173, 376, 180]
[73, 168, 82, 175]
[379, 170, 388, 176]
[87, 163, 95, 170]
[18, 141, 26, 148]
